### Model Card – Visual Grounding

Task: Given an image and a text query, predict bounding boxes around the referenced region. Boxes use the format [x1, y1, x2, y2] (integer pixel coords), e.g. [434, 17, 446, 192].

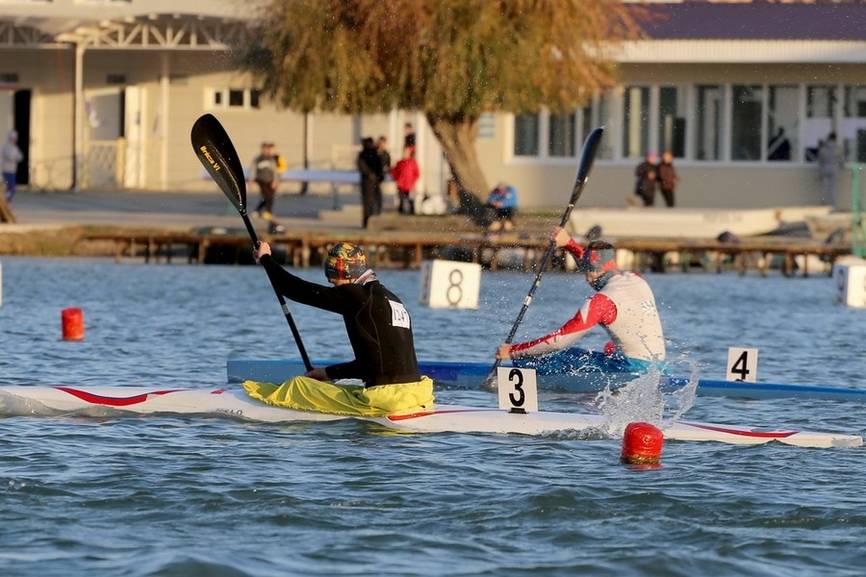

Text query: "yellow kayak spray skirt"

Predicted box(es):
[243, 376, 434, 417]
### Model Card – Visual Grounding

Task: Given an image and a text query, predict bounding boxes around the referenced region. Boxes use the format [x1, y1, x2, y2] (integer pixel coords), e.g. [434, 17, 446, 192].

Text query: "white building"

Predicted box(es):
[1, 0, 864, 209]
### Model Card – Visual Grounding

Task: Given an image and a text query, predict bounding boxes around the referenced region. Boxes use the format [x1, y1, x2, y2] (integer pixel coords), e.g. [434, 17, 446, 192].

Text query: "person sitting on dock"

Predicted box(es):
[247, 241, 434, 417]
[486, 183, 518, 232]
[497, 227, 666, 374]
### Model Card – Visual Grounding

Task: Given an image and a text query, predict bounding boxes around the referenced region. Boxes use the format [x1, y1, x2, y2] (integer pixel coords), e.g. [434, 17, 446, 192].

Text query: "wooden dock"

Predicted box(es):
[79, 227, 851, 277]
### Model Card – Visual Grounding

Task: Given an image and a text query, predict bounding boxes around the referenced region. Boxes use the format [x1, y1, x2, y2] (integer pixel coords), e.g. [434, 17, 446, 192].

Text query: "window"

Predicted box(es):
[658, 86, 686, 158]
[207, 88, 262, 111]
[228, 89, 244, 107]
[548, 112, 575, 157]
[0, 73, 19, 84]
[731, 85, 763, 161]
[843, 86, 866, 162]
[596, 92, 615, 159]
[514, 114, 540, 156]
[694, 85, 722, 161]
[767, 85, 798, 162]
[579, 104, 592, 148]
[106, 74, 126, 85]
[623, 86, 649, 158]
[808, 86, 836, 118]
[805, 86, 836, 161]
[844, 86, 866, 118]
[512, 104, 597, 159]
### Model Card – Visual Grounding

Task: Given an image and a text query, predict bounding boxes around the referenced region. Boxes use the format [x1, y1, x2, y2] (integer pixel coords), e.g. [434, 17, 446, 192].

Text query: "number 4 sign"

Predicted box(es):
[727, 347, 759, 382]
[497, 367, 539, 413]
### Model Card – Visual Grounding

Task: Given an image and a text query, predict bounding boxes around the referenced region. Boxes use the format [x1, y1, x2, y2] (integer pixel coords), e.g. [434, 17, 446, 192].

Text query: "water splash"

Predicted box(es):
[592, 357, 699, 437]
[594, 368, 665, 436]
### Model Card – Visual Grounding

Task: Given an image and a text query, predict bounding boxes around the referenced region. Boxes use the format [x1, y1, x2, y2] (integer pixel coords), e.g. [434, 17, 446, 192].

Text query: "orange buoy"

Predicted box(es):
[61, 307, 85, 341]
[621, 422, 663, 465]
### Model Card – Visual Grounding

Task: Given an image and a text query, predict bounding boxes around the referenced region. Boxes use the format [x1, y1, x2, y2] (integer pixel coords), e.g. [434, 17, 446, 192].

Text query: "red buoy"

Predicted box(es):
[61, 307, 85, 341]
[621, 422, 663, 465]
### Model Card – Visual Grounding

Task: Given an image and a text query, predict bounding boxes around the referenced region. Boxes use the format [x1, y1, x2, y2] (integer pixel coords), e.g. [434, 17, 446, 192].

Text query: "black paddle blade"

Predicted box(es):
[191, 113, 247, 213]
[575, 127, 604, 184]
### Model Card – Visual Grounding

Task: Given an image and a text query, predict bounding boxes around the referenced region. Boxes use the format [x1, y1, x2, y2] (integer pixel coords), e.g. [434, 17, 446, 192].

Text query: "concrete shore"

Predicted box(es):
[0, 190, 853, 278]
[0, 189, 363, 257]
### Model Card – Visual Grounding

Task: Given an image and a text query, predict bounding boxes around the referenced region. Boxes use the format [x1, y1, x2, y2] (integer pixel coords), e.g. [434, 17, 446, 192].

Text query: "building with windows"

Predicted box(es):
[0, 0, 427, 197]
[1, 0, 865, 209]
[495, 2, 866, 209]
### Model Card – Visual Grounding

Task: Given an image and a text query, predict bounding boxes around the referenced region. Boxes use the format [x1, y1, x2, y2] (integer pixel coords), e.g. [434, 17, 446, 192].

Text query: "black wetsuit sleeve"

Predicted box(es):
[325, 360, 364, 380]
[260, 255, 344, 313]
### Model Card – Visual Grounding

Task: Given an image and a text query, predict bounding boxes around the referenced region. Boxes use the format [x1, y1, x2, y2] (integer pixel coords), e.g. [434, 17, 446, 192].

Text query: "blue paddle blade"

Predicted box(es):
[191, 113, 248, 212]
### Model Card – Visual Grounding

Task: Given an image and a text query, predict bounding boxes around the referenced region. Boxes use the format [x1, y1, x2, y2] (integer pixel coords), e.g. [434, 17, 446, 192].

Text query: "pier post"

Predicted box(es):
[302, 240, 311, 268]
[782, 253, 794, 277]
[197, 239, 209, 264]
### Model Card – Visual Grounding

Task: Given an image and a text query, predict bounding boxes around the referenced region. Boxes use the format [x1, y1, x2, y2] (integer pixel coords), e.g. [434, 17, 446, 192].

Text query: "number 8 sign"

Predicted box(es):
[497, 367, 539, 413]
[419, 260, 481, 309]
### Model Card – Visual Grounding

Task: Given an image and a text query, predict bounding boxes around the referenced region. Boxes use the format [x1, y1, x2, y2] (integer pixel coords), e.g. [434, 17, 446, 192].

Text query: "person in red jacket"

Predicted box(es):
[391, 146, 420, 215]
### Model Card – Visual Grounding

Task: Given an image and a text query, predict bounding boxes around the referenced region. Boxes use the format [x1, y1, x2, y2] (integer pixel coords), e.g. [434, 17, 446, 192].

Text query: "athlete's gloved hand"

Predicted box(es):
[496, 343, 512, 360]
[253, 241, 271, 263]
[305, 367, 329, 381]
[552, 227, 571, 248]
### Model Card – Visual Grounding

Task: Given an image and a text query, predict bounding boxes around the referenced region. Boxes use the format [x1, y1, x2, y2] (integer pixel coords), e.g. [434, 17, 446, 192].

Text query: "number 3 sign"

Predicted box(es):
[497, 367, 539, 413]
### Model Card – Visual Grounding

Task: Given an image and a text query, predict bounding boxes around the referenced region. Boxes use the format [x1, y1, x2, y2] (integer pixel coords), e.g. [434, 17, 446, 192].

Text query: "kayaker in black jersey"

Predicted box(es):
[246, 241, 432, 417]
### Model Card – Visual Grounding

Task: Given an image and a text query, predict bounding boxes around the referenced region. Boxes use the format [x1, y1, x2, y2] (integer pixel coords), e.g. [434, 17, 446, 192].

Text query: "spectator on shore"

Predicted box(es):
[2, 130, 23, 201]
[377, 136, 392, 175]
[404, 122, 416, 149]
[631, 151, 658, 207]
[818, 132, 844, 207]
[391, 146, 420, 215]
[767, 127, 792, 161]
[358, 137, 384, 228]
[656, 150, 679, 208]
[486, 183, 518, 232]
[250, 141, 284, 221]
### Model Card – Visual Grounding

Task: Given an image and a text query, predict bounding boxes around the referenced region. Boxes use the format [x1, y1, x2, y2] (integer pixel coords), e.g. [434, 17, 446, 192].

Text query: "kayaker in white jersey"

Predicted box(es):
[497, 227, 666, 372]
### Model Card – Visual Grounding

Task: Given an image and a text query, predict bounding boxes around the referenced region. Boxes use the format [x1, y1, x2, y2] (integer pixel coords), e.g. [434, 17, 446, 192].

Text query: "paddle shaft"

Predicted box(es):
[486, 127, 604, 384]
[243, 210, 313, 372]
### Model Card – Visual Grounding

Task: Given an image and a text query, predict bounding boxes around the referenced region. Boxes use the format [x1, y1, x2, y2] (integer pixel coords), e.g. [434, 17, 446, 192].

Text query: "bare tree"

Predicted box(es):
[242, 0, 636, 218]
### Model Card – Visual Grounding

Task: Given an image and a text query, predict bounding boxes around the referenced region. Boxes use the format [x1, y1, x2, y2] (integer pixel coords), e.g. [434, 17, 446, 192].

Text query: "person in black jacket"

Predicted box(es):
[357, 137, 384, 228]
[633, 151, 658, 207]
[253, 241, 420, 387]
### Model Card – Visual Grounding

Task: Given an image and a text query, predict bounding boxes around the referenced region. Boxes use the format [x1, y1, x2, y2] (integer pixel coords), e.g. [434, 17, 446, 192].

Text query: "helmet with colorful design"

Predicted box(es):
[324, 242, 368, 281]
[580, 241, 618, 273]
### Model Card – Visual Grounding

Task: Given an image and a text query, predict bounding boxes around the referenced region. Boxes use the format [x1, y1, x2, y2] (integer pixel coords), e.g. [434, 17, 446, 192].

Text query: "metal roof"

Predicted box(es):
[632, 3, 866, 41]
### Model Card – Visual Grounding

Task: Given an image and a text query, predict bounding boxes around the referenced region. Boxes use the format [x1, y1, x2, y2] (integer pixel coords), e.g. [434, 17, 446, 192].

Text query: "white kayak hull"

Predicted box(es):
[0, 386, 860, 449]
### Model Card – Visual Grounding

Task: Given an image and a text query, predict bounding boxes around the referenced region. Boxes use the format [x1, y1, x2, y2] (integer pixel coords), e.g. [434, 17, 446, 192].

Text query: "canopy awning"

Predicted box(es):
[57, 14, 247, 51]
[0, 13, 247, 51]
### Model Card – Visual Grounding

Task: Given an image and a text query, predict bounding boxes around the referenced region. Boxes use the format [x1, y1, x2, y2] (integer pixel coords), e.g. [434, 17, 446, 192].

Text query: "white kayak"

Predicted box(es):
[0, 385, 860, 449]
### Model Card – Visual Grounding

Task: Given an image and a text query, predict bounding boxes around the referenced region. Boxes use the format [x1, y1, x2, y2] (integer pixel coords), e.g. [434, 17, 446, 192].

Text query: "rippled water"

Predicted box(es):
[1, 257, 865, 576]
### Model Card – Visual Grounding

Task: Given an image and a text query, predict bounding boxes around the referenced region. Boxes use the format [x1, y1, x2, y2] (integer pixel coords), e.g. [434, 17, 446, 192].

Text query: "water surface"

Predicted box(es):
[1, 258, 864, 576]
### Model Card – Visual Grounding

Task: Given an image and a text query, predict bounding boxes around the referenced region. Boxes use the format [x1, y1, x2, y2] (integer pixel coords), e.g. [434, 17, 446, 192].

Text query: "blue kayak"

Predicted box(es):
[226, 351, 866, 402]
